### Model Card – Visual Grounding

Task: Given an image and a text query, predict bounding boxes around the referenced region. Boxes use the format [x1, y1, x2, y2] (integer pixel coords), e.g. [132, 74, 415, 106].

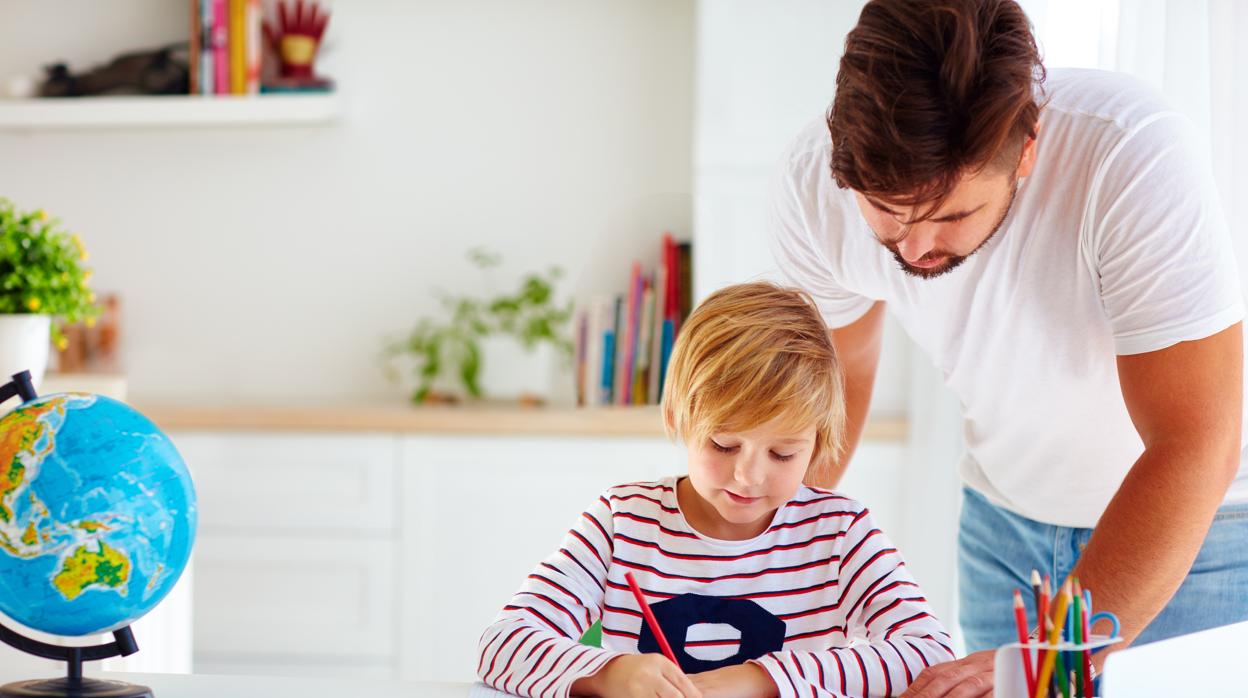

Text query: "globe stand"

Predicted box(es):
[0, 370, 37, 405]
[0, 623, 151, 698]
[0, 372, 152, 698]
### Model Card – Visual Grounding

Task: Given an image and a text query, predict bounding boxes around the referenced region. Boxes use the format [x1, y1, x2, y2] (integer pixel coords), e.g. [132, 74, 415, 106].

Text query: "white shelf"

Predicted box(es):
[0, 93, 341, 130]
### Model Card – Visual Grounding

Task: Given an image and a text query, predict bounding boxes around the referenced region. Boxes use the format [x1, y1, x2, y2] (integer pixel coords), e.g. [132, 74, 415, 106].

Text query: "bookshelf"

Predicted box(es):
[0, 93, 341, 130]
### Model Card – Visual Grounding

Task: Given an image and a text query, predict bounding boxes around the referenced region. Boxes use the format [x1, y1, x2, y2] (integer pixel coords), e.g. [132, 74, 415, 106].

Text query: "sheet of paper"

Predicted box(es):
[468, 682, 517, 698]
[1101, 620, 1248, 697]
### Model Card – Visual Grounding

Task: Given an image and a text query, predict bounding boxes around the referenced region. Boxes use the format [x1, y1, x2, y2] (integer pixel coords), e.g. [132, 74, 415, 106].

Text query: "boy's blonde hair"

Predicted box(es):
[661, 281, 846, 478]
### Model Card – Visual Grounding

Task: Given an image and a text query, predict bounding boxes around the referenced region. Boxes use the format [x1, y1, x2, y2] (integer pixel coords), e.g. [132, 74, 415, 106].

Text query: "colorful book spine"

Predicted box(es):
[634, 282, 654, 405]
[601, 320, 617, 406]
[574, 309, 587, 407]
[229, 0, 247, 94]
[190, 0, 200, 94]
[199, 0, 215, 94]
[608, 296, 623, 404]
[213, 0, 229, 94]
[245, 0, 262, 94]
[648, 265, 666, 403]
[623, 263, 643, 405]
[659, 318, 674, 399]
[677, 241, 693, 332]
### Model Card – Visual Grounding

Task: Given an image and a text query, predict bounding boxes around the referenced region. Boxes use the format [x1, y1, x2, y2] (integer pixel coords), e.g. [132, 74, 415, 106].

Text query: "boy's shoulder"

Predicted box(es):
[781, 486, 872, 522]
[596, 478, 679, 510]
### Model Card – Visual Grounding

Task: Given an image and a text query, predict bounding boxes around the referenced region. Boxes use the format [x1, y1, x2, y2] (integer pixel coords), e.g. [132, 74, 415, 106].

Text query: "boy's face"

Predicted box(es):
[680, 418, 817, 540]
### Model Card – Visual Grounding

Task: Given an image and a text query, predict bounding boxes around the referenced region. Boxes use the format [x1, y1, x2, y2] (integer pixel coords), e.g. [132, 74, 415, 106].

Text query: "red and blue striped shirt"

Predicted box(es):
[477, 476, 954, 697]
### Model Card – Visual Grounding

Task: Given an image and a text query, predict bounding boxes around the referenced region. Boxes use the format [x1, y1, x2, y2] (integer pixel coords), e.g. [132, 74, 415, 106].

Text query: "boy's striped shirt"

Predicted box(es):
[477, 476, 954, 697]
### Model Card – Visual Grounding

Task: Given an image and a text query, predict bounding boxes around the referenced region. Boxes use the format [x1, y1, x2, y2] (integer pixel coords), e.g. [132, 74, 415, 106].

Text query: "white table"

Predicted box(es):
[0, 669, 475, 698]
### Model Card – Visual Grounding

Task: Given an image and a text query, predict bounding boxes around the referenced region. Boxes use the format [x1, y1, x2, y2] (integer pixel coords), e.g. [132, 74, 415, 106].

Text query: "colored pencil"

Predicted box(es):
[1014, 589, 1037, 697]
[1034, 580, 1072, 698]
[1080, 587, 1093, 698]
[624, 571, 679, 666]
[1039, 577, 1050, 698]
[1030, 570, 1042, 628]
[1072, 581, 1084, 697]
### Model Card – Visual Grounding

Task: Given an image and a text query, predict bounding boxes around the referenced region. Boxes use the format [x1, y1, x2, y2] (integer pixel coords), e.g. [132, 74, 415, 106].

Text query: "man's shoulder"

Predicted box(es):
[778, 116, 834, 169]
[1042, 68, 1177, 133]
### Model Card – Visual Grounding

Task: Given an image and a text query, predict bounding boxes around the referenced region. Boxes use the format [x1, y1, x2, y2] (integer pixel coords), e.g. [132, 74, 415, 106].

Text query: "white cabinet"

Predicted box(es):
[396, 435, 685, 684]
[173, 431, 402, 677]
[176, 429, 908, 682]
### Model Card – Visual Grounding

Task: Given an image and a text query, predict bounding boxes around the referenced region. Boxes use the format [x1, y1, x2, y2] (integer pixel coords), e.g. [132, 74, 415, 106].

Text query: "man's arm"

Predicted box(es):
[1073, 322, 1243, 654]
[807, 300, 887, 489]
[899, 323, 1244, 698]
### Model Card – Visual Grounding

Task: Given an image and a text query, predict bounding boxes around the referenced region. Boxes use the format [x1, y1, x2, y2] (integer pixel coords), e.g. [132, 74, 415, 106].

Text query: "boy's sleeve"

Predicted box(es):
[749, 508, 955, 698]
[476, 493, 626, 698]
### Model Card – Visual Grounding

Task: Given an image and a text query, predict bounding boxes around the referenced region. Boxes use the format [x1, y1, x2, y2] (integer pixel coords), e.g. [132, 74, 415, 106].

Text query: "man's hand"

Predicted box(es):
[900, 650, 995, 698]
[690, 663, 776, 698]
[570, 654, 702, 698]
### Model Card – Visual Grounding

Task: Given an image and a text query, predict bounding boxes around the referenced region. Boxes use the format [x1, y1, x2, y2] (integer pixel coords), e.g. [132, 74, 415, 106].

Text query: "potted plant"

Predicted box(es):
[384, 248, 573, 405]
[0, 199, 97, 385]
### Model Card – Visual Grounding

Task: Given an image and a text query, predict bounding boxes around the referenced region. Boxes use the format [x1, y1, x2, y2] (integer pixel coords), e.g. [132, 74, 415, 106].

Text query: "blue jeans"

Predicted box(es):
[957, 486, 1248, 652]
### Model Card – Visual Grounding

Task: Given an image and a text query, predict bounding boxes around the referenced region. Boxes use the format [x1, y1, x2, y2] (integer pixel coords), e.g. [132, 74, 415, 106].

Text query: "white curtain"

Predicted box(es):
[1022, 0, 1248, 278]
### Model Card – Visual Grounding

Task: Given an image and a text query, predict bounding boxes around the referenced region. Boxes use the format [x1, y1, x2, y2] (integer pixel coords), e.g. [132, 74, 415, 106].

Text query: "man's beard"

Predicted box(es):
[883, 178, 1019, 280]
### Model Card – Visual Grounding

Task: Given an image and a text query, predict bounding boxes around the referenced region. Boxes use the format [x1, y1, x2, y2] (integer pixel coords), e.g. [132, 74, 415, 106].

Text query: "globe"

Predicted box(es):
[0, 392, 196, 638]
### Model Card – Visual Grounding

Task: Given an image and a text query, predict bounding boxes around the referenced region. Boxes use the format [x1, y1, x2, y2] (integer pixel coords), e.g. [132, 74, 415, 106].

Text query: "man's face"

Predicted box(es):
[852, 137, 1037, 279]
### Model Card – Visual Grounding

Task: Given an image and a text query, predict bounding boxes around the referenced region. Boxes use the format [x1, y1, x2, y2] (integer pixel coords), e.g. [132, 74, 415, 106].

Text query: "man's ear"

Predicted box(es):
[1016, 124, 1040, 178]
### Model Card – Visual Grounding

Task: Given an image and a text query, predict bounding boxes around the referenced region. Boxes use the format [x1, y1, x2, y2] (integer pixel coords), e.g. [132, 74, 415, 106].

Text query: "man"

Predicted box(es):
[769, 0, 1248, 695]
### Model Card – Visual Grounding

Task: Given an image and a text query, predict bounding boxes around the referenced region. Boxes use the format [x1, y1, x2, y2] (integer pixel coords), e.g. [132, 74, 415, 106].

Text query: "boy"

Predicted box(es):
[478, 282, 954, 697]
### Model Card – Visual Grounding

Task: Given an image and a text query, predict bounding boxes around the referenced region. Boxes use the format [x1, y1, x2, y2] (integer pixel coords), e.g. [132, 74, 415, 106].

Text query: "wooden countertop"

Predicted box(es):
[139, 402, 908, 441]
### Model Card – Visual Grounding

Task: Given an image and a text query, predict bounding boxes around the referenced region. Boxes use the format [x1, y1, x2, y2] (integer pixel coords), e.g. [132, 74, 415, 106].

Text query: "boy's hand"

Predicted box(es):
[571, 654, 702, 698]
[690, 663, 777, 698]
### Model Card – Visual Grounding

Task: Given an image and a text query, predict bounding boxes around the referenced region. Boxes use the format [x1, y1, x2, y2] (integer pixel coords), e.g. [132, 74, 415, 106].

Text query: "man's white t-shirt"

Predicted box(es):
[770, 68, 1248, 528]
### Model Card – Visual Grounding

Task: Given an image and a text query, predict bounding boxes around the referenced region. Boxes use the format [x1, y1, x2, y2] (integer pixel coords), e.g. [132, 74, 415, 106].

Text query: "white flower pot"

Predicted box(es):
[478, 336, 555, 402]
[0, 314, 51, 389]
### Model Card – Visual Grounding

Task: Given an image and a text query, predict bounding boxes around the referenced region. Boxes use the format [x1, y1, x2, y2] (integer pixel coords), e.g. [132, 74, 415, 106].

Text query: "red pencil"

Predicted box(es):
[1013, 589, 1037, 697]
[624, 571, 679, 666]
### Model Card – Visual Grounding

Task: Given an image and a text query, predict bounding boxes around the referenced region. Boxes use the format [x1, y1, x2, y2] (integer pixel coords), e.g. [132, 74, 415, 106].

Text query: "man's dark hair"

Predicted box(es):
[829, 0, 1045, 220]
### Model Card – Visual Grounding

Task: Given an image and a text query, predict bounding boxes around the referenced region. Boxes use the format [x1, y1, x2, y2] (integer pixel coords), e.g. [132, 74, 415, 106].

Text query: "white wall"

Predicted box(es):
[693, 0, 964, 641]
[691, 0, 913, 416]
[0, 0, 694, 404]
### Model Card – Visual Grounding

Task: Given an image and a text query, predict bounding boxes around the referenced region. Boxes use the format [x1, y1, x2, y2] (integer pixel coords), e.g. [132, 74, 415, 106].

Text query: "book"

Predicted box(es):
[245, 0, 262, 94]
[213, 0, 229, 94]
[574, 308, 587, 407]
[229, 0, 247, 94]
[677, 241, 692, 332]
[199, 0, 215, 94]
[648, 264, 666, 403]
[190, 0, 201, 94]
[634, 282, 654, 405]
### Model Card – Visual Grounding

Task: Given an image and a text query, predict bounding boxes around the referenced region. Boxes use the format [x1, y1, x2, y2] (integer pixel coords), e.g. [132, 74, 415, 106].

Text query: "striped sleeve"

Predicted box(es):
[477, 493, 625, 698]
[750, 508, 955, 698]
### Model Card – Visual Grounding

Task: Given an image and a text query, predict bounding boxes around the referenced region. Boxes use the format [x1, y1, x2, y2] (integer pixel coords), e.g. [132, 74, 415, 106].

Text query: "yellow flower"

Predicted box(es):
[87, 292, 96, 304]
[55, 337, 68, 351]
[83, 270, 93, 281]
[36, 210, 47, 221]
[26, 298, 41, 312]
[85, 317, 97, 329]
[70, 234, 88, 261]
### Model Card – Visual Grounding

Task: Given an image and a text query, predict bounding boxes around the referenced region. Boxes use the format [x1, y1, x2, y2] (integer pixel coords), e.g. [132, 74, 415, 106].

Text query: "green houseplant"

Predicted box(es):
[385, 248, 573, 404]
[0, 199, 98, 383]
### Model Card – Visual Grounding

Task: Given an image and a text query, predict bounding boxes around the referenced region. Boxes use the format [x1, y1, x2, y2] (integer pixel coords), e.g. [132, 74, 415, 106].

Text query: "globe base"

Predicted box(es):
[0, 678, 152, 698]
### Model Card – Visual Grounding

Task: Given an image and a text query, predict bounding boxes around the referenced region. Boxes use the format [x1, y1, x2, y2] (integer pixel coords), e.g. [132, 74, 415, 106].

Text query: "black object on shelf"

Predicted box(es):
[0, 371, 152, 698]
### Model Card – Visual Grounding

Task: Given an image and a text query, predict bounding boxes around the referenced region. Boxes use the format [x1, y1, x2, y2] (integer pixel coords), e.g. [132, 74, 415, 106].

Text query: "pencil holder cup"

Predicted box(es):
[992, 635, 1121, 698]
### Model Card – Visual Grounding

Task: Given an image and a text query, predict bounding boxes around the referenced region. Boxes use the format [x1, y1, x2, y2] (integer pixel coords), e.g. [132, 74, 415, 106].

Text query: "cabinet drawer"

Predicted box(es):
[171, 431, 398, 534]
[193, 535, 396, 659]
